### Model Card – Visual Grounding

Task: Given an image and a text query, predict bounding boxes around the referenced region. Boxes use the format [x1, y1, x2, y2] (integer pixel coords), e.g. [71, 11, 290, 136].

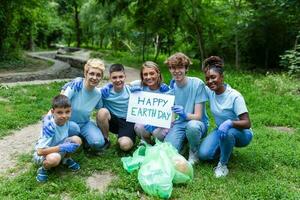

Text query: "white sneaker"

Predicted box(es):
[188, 150, 199, 165]
[214, 162, 229, 178]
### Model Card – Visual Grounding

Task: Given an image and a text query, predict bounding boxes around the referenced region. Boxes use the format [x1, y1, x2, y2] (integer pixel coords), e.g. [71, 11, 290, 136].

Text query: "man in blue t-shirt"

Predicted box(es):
[164, 52, 209, 165]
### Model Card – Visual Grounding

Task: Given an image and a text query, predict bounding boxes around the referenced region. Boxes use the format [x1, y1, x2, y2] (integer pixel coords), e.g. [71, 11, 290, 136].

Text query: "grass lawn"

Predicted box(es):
[0, 55, 53, 74]
[0, 52, 299, 199]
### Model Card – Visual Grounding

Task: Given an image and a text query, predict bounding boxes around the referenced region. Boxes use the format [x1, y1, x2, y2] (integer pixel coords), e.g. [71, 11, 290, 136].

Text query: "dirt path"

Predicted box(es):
[0, 49, 140, 174]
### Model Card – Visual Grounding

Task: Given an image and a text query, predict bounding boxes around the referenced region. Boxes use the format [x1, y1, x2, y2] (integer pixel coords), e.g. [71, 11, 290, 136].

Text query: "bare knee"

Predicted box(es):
[152, 129, 166, 141]
[118, 137, 133, 151]
[68, 136, 82, 145]
[44, 153, 61, 169]
[97, 108, 110, 123]
[134, 124, 150, 140]
[134, 124, 144, 138]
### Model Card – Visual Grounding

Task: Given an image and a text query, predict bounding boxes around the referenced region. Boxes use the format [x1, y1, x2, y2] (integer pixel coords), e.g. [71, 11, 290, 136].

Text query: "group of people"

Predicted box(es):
[33, 52, 253, 183]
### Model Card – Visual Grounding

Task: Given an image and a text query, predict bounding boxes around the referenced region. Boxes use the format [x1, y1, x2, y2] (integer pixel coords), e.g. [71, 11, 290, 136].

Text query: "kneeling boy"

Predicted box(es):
[97, 64, 137, 151]
[33, 94, 82, 182]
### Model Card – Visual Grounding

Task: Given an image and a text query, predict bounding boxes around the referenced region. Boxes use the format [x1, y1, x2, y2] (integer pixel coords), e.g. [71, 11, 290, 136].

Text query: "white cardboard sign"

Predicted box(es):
[126, 91, 175, 128]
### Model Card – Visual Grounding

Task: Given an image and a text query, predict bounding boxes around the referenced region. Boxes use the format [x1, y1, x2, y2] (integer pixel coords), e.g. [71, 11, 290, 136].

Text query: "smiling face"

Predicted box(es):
[205, 68, 224, 93]
[110, 71, 126, 91]
[142, 67, 160, 89]
[51, 106, 72, 126]
[84, 67, 102, 89]
[165, 52, 191, 84]
[169, 65, 187, 82]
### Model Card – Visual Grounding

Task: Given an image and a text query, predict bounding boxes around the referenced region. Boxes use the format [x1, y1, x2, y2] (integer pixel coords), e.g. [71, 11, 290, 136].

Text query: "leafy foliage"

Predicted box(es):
[0, 0, 65, 59]
[280, 40, 300, 76]
[1, 0, 300, 71]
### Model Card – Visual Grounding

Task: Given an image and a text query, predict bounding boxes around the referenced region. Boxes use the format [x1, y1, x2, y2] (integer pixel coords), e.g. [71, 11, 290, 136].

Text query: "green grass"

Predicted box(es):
[0, 53, 300, 199]
[0, 83, 62, 138]
[0, 55, 53, 73]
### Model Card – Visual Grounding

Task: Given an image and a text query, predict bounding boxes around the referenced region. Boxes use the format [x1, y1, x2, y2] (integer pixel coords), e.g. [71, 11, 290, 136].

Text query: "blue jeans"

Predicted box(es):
[199, 128, 253, 165]
[164, 120, 207, 152]
[69, 121, 105, 151]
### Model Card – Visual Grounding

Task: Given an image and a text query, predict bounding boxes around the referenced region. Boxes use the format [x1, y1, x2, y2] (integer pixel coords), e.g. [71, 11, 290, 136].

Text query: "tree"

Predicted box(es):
[240, 0, 300, 69]
[56, 0, 84, 47]
[0, 0, 60, 59]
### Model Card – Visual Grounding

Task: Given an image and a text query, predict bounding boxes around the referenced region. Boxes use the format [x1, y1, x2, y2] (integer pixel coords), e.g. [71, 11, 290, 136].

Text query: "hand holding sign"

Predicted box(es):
[127, 92, 175, 128]
[144, 124, 157, 133]
[172, 105, 188, 120]
[159, 83, 170, 93]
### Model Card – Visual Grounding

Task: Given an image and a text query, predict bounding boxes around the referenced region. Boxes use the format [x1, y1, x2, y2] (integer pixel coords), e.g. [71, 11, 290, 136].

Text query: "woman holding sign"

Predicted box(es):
[199, 56, 253, 178]
[130, 61, 171, 144]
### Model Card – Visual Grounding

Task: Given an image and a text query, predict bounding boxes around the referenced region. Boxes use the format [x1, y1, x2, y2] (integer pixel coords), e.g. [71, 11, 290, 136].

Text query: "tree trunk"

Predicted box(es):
[74, 3, 81, 48]
[68, 33, 71, 47]
[142, 26, 147, 61]
[154, 34, 160, 62]
[294, 34, 299, 50]
[99, 35, 103, 49]
[235, 34, 239, 69]
[265, 48, 269, 68]
[195, 25, 204, 62]
[232, 0, 241, 69]
[29, 31, 35, 51]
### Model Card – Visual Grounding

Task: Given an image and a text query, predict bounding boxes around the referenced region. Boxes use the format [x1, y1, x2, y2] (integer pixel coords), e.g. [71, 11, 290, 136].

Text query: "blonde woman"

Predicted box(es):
[57, 58, 108, 152]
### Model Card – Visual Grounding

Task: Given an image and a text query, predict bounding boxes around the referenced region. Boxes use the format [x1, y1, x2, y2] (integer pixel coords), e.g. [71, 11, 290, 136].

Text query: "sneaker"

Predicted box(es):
[36, 167, 48, 183]
[188, 150, 199, 165]
[214, 162, 229, 178]
[63, 158, 80, 171]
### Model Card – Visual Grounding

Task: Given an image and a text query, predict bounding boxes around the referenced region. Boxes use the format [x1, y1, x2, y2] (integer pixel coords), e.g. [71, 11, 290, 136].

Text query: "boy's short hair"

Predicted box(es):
[164, 52, 192, 69]
[84, 58, 105, 76]
[52, 94, 71, 109]
[109, 63, 125, 74]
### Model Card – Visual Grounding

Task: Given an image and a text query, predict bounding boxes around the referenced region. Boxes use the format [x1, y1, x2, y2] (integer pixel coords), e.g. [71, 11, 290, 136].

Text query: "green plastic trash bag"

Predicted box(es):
[171, 154, 193, 184]
[123, 141, 193, 198]
[160, 142, 194, 184]
[138, 144, 175, 199]
[121, 145, 146, 173]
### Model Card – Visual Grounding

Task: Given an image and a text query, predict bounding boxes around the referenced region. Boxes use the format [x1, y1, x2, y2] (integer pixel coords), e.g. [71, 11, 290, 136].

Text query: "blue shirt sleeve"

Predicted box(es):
[35, 132, 54, 150]
[63, 85, 75, 99]
[95, 97, 103, 110]
[195, 79, 208, 104]
[233, 95, 248, 116]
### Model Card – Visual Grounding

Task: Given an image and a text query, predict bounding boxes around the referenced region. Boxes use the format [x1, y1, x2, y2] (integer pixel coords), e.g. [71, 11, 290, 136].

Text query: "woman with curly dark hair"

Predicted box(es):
[199, 56, 253, 178]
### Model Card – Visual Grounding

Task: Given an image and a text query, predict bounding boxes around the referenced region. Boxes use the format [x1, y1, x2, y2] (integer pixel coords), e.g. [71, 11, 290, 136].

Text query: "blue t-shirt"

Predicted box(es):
[130, 80, 172, 94]
[102, 85, 132, 119]
[170, 77, 209, 125]
[34, 116, 69, 150]
[63, 80, 103, 124]
[205, 84, 248, 127]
